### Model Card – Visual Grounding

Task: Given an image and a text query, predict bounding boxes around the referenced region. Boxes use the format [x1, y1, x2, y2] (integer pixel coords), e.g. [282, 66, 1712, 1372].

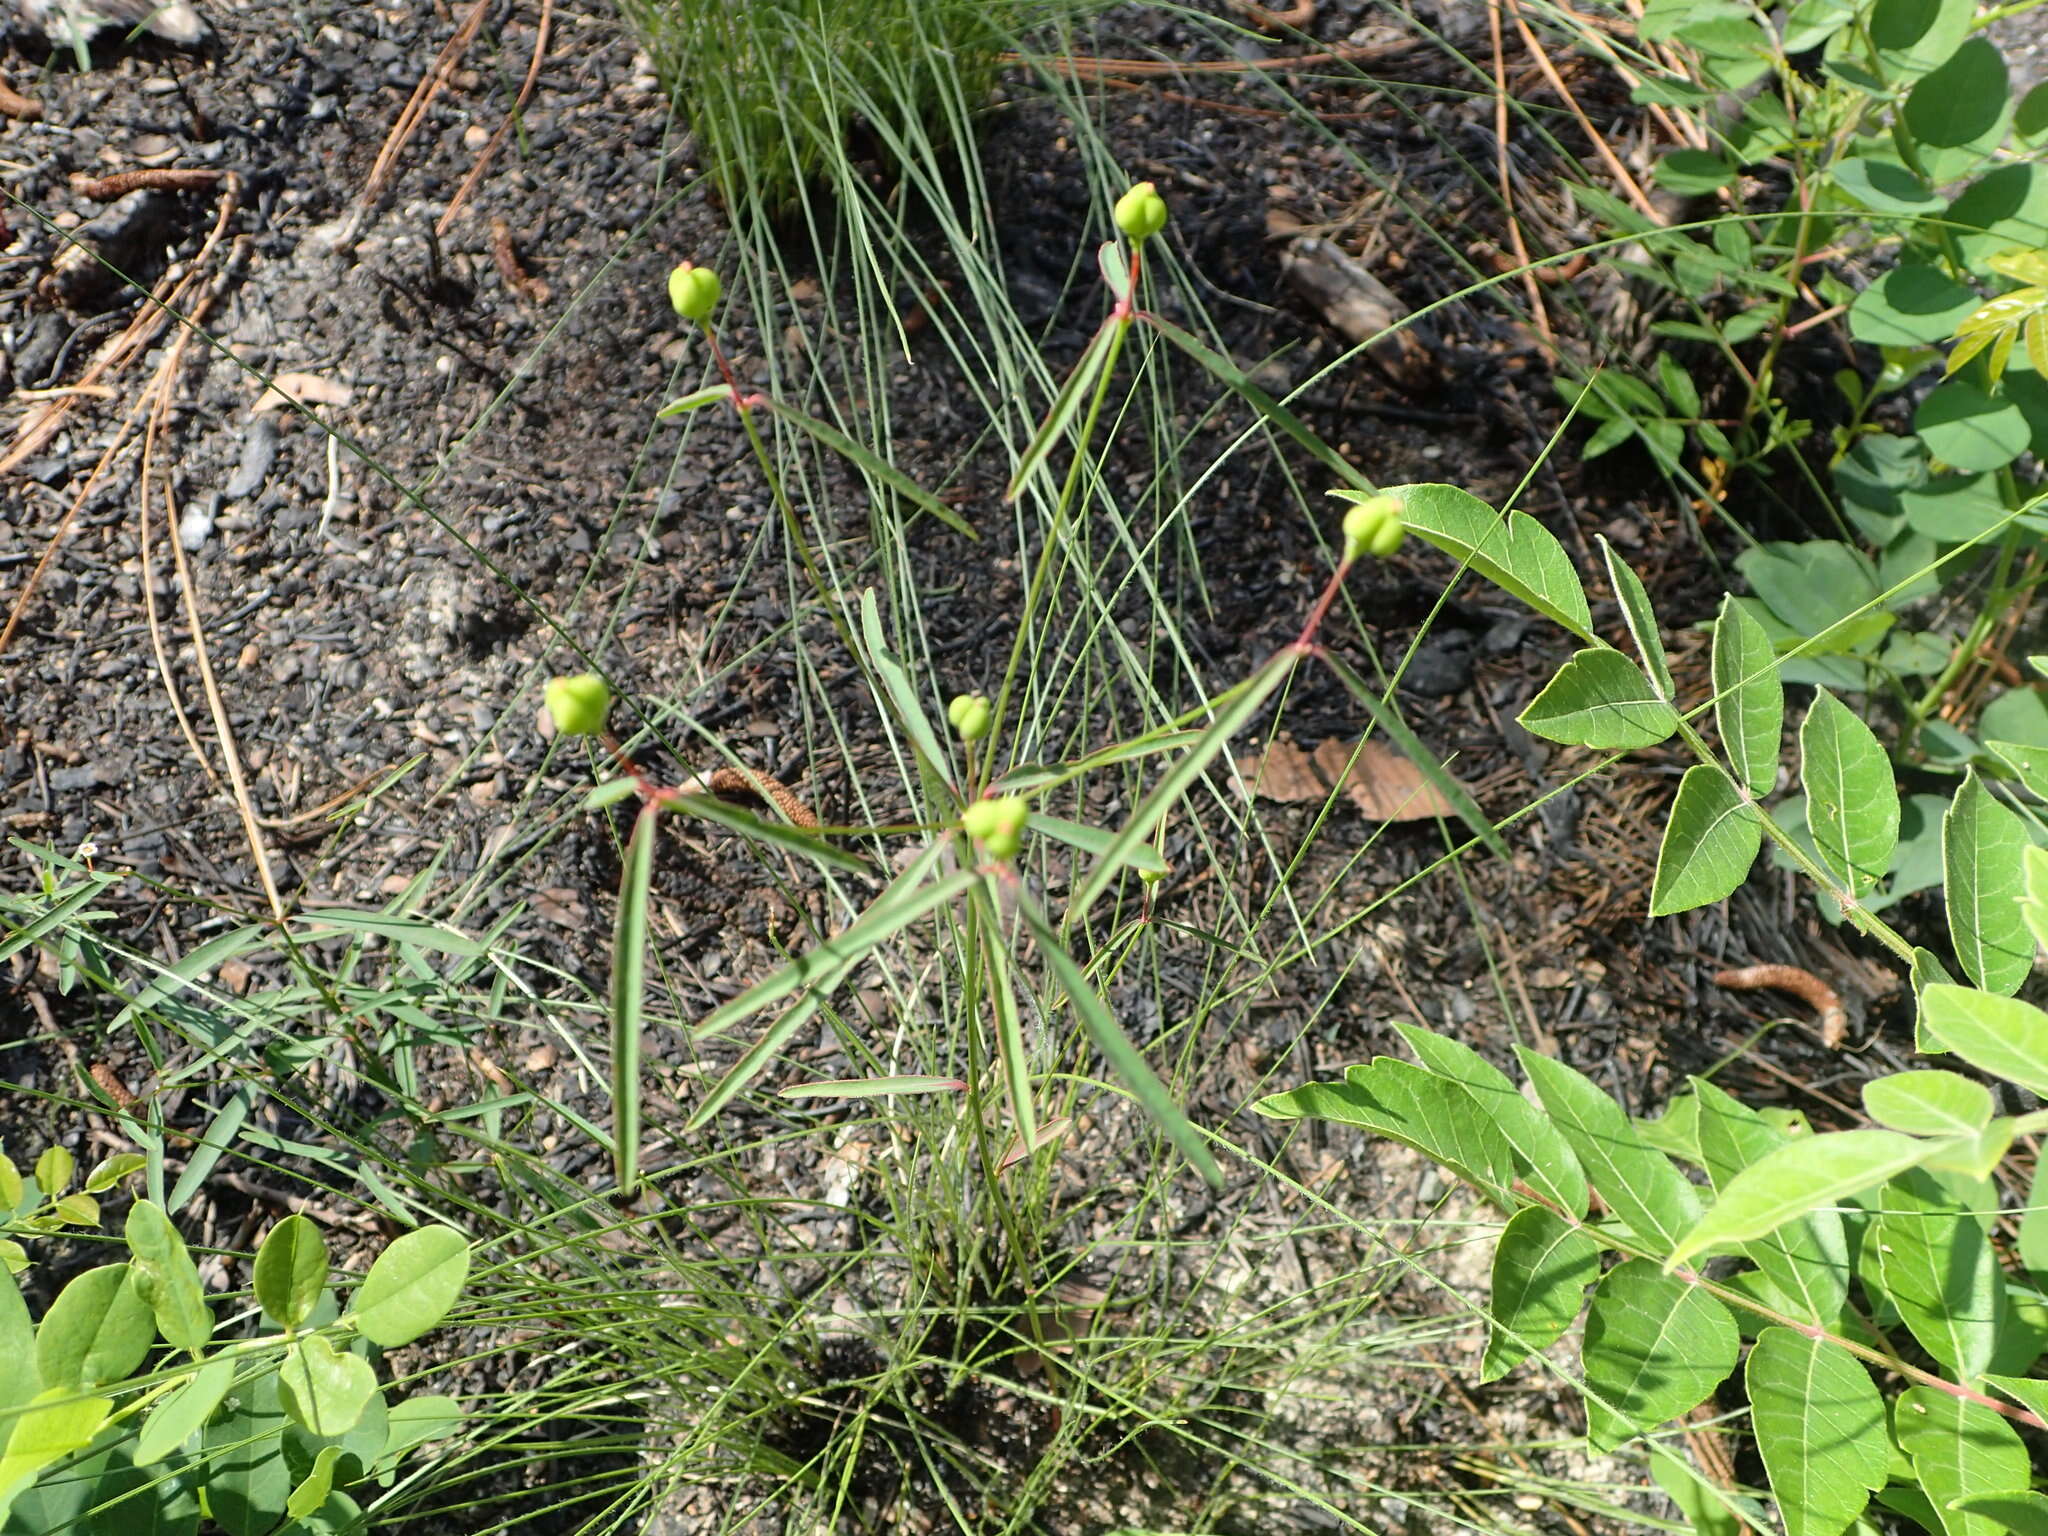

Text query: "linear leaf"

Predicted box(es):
[1004, 322, 1117, 501]
[609, 803, 657, 1194]
[1519, 1050, 1700, 1251]
[1581, 1259, 1738, 1451]
[1482, 1205, 1601, 1382]
[971, 883, 1037, 1148]
[1919, 984, 2048, 1096]
[1669, 1129, 1934, 1267]
[1599, 535, 1672, 696]
[663, 789, 866, 873]
[1747, 1329, 1888, 1536]
[1389, 484, 1594, 640]
[1320, 652, 1510, 859]
[780, 1076, 967, 1101]
[1144, 315, 1373, 491]
[1520, 648, 1678, 750]
[135, 1357, 234, 1466]
[757, 397, 973, 537]
[860, 587, 954, 797]
[1943, 771, 2031, 994]
[1650, 766, 1764, 916]
[1071, 647, 1296, 926]
[1800, 691, 1898, 895]
[1018, 893, 1220, 1188]
[1712, 595, 1783, 796]
[1394, 1023, 1587, 1215]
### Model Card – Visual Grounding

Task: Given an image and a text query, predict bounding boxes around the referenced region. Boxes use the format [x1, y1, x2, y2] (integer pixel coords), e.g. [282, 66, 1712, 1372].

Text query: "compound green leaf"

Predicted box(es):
[279, 1334, 377, 1438]
[0, 1388, 112, 1528]
[1895, 1387, 2030, 1536]
[253, 1215, 328, 1330]
[1668, 1129, 1932, 1268]
[1712, 595, 1783, 796]
[1868, 1175, 2003, 1382]
[1388, 484, 1594, 641]
[1943, 774, 2032, 993]
[1800, 691, 1898, 895]
[1482, 1206, 1601, 1382]
[1258, 1058, 1515, 1207]
[1518, 1050, 1699, 1251]
[1917, 381, 2031, 473]
[1394, 1023, 1587, 1215]
[123, 1200, 212, 1353]
[1747, 1329, 1887, 1536]
[1918, 985, 2048, 1096]
[1691, 1081, 1850, 1325]
[1599, 536, 1671, 696]
[1581, 1260, 1738, 1451]
[350, 1225, 469, 1349]
[34, 1263, 154, 1391]
[1520, 648, 1679, 750]
[1650, 766, 1764, 916]
[136, 1357, 235, 1467]
[1863, 1071, 1994, 1137]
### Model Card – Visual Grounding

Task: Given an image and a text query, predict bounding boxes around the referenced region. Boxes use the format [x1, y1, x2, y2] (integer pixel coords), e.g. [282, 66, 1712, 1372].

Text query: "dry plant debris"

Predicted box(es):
[1237, 735, 1459, 821]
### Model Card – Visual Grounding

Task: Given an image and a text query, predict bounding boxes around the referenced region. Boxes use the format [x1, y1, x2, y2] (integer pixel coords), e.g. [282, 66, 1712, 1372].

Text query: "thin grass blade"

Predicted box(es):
[610, 803, 659, 1195]
[1004, 322, 1116, 501]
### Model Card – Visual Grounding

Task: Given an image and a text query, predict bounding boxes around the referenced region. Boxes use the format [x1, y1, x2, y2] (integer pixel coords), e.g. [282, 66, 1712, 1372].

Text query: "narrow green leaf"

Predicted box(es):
[610, 803, 657, 1195]
[780, 1075, 967, 1101]
[1096, 239, 1130, 302]
[1895, 1387, 2030, 1536]
[1388, 484, 1595, 641]
[82, 1152, 144, 1194]
[1669, 1129, 1934, 1267]
[1863, 1071, 1993, 1137]
[1650, 766, 1765, 916]
[1258, 1058, 1517, 1205]
[1520, 647, 1678, 750]
[1394, 1023, 1587, 1215]
[970, 883, 1037, 1149]
[654, 382, 734, 417]
[662, 785, 865, 873]
[1919, 984, 2048, 1096]
[1943, 772, 2031, 994]
[1518, 1050, 1700, 1251]
[693, 845, 960, 1041]
[1581, 1259, 1739, 1451]
[351, 1226, 470, 1348]
[33, 1263, 154, 1390]
[123, 1199, 213, 1351]
[859, 587, 953, 796]
[279, 1334, 377, 1437]
[581, 777, 638, 811]
[1028, 814, 1166, 875]
[1482, 1206, 1601, 1382]
[1144, 315, 1372, 491]
[1800, 691, 1899, 895]
[758, 396, 974, 537]
[1747, 1329, 1888, 1536]
[135, 1357, 235, 1466]
[1712, 594, 1783, 796]
[1599, 536, 1672, 697]
[253, 1214, 329, 1329]
[1071, 647, 1297, 925]
[168, 1083, 253, 1214]
[1004, 323, 1117, 502]
[1320, 652, 1511, 859]
[1018, 893, 1221, 1188]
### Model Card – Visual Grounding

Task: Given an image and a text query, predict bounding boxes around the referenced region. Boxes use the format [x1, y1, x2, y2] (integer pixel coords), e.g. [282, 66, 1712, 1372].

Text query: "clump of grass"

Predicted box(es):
[619, 0, 1074, 212]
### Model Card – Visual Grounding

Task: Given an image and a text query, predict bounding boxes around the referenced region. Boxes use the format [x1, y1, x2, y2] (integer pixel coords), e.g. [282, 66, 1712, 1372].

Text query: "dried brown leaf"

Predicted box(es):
[1238, 735, 1457, 821]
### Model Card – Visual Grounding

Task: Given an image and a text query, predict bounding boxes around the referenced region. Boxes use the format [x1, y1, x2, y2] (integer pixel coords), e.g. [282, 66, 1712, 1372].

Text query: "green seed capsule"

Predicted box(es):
[961, 795, 1029, 861]
[1113, 181, 1168, 242]
[668, 262, 721, 323]
[544, 673, 613, 736]
[947, 693, 993, 742]
[1340, 494, 1402, 564]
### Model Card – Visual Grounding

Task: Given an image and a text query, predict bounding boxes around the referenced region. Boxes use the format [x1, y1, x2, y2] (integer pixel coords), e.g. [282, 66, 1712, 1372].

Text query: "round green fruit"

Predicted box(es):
[668, 262, 721, 322]
[947, 693, 993, 742]
[1113, 181, 1168, 242]
[1340, 494, 1403, 563]
[544, 673, 613, 736]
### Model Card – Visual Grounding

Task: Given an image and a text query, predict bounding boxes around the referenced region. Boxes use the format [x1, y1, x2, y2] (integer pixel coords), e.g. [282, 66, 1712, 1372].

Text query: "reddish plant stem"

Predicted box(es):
[1296, 559, 1353, 649]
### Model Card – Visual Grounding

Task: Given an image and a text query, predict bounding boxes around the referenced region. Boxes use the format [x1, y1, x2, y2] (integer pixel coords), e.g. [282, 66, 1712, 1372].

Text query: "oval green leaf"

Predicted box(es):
[1650, 766, 1764, 917]
[254, 1214, 329, 1329]
[1943, 772, 2031, 994]
[33, 1263, 154, 1391]
[1667, 1128, 1934, 1267]
[1520, 648, 1678, 750]
[1747, 1329, 1888, 1536]
[1581, 1260, 1739, 1451]
[351, 1225, 471, 1348]
[1800, 691, 1898, 896]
